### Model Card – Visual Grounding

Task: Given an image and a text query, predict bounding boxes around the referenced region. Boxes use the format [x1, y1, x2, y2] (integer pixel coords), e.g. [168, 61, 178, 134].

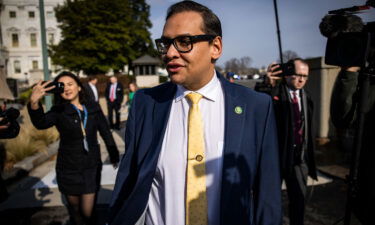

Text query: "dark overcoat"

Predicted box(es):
[270, 83, 317, 180]
[83, 83, 97, 103]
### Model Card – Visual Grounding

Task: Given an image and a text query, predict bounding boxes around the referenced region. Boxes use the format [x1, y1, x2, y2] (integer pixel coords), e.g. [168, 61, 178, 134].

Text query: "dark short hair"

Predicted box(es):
[166, 0, 222, 38]
[88, 75, 97, 82]
[53, 71, 87, 105]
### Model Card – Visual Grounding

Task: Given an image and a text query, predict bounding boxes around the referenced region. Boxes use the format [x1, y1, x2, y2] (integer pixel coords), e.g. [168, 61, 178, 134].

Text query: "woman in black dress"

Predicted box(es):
[28, 71, 119, 225]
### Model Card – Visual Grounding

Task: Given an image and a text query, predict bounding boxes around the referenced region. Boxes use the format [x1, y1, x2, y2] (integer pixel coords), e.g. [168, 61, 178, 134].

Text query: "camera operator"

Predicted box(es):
[0, 103, 20, 203]
[0, 104, 20, 139]
[262, 58, 317, 225]
[330, 66, 375, 224]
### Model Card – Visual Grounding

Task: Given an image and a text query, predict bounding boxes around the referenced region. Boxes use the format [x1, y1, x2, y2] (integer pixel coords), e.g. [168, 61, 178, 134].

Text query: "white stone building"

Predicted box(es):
[0, 0, 64, 83]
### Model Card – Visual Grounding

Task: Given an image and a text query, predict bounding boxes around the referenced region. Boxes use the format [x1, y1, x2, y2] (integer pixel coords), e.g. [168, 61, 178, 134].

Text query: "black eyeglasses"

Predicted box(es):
[155, 35, 216, 54]
[292, 74, 309, 80]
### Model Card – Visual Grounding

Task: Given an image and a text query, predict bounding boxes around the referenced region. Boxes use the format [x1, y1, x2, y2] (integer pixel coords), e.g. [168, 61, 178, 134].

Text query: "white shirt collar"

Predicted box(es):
[288, 88, 300, 96]
[175, 71, 220, 103]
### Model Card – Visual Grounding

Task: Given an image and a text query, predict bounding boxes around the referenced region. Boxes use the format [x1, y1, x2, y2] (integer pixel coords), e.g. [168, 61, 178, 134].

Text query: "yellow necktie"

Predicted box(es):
[186, 92, 208, 225]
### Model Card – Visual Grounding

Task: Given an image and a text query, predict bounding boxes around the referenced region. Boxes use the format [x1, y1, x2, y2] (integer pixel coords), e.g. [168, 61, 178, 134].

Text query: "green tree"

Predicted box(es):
[50, 0, 155, 75]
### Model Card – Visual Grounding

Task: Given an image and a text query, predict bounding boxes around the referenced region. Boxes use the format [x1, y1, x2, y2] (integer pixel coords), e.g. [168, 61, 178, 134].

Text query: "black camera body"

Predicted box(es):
[325, 23, 374, 67]
[321, 13, 375, 67]
[275, 62, 296, 77]
[42, 81, 65, 94]
[0, 107, 20, 126]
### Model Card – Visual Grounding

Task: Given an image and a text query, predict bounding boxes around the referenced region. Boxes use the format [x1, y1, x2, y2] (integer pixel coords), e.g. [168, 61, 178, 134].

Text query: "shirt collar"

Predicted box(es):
[288, 88, 300, 96]
[175, 71, 220, 103]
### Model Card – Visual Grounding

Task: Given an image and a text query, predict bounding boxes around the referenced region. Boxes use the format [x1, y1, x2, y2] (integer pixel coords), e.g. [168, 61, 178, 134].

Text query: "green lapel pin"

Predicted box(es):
[235, 106, 243, 114]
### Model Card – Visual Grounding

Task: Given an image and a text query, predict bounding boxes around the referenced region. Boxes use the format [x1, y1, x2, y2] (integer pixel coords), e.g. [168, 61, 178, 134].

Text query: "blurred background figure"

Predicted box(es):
[126, 82, 138, 109]
[83, 76, 99, 103]
[105, 76, 124, 130]
[28, 71, 119, 225]
[0, 103, 20, 203]
[331, 66, 375, 224]
[261, 58, 317, 225]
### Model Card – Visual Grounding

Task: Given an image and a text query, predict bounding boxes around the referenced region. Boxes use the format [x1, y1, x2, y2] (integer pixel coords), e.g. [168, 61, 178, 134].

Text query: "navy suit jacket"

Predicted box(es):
[105, 82, 124, 106]
[108, 74, 282, 225]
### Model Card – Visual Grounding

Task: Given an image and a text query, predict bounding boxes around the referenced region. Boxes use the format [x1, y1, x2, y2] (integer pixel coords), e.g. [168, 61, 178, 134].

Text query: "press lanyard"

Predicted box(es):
[71, 104, 89, 152]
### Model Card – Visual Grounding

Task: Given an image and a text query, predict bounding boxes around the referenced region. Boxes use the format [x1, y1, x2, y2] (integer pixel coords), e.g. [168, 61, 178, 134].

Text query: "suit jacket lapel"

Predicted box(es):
[221, 76, 247, 158]
[301, 89, 309, 150]
[218, 75, 247, 218]
[151, 83, 176, 156]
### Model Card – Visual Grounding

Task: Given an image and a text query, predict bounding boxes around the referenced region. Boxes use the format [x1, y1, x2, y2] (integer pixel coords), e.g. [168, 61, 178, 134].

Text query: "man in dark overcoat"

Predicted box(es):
[261, 58, 317, 225]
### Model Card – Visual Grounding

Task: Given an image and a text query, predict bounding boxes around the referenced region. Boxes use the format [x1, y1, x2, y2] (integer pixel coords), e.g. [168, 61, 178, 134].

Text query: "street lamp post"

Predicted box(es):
[39, 0, 52, 110]
[273, 0, 284, 64]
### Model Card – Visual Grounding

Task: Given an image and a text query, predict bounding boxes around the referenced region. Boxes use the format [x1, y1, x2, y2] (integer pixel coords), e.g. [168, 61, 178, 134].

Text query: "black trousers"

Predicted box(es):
[285, 163, 308, 225]
[107, 102, 121, 129]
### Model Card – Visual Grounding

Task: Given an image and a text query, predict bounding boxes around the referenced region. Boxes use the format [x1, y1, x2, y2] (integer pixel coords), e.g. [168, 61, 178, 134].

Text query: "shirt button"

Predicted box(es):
[195, 155, 203, 162]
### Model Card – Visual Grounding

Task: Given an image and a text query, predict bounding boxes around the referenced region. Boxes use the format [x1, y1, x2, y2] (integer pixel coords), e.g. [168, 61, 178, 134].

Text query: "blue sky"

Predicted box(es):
[146, 0, 375, 68]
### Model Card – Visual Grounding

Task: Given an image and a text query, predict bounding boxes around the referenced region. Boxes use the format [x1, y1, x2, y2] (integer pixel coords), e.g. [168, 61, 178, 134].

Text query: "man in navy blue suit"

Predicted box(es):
[108, 1, 281, 225]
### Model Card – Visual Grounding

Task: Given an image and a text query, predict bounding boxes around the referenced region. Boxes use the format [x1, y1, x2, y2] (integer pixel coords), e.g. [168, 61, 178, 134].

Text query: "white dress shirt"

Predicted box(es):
[289, 89, 301, 111]
[145, 72, 225, 225]
[110, 83, 118, 100]
[89, 82, 98, 102]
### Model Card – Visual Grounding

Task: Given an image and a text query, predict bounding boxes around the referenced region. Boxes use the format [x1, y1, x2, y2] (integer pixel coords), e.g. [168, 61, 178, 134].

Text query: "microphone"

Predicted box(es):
[319, 14, 364, 39]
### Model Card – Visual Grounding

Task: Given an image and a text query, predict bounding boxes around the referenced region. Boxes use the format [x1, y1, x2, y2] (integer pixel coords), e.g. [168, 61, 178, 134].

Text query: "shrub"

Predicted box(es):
[4, 127, 46, 164]
[159, 75, 169, 83]
[29, 124, 59, 146]
[18, 88, 33, 105]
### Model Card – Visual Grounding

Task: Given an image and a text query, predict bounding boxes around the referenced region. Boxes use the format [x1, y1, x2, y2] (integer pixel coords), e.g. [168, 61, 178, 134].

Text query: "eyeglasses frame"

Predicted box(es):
[290, 74, 309, 80]
[155, 34, 217, 54]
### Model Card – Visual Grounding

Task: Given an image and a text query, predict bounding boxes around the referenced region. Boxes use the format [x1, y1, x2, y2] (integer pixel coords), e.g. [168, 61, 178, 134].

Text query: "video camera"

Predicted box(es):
[322, 3, 375, 224]
[0, 107, 20, 126]
[319, 1, 375, 67]
[274, 62, 295, 77]
[0, 106, 20, 139]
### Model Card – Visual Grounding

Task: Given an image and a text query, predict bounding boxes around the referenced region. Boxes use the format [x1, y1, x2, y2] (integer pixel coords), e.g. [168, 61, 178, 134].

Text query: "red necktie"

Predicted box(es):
[292, 91, 303, 145]
[110, 85, 115, 102]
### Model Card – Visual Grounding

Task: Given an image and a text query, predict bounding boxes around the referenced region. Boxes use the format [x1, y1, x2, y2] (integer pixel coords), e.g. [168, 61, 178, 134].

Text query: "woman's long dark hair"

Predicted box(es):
[53, 71, 87, 105]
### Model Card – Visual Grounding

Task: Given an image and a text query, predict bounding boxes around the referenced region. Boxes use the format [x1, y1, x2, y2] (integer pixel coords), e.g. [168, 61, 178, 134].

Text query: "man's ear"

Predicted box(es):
[211, 36, 222, 61]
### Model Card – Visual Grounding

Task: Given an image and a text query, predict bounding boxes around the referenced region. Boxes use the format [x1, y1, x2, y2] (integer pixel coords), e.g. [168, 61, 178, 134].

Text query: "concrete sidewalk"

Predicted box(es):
[1, 125, 336, 211]
[0, 127, 125, 211]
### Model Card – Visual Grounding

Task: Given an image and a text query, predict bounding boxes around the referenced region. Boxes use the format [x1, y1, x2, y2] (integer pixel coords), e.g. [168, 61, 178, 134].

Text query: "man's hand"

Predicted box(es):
[0, 104, 9, 130]
[343, 66, 361, 73]
[0, 118, 10, 131]
[266, 63, 282, 87]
